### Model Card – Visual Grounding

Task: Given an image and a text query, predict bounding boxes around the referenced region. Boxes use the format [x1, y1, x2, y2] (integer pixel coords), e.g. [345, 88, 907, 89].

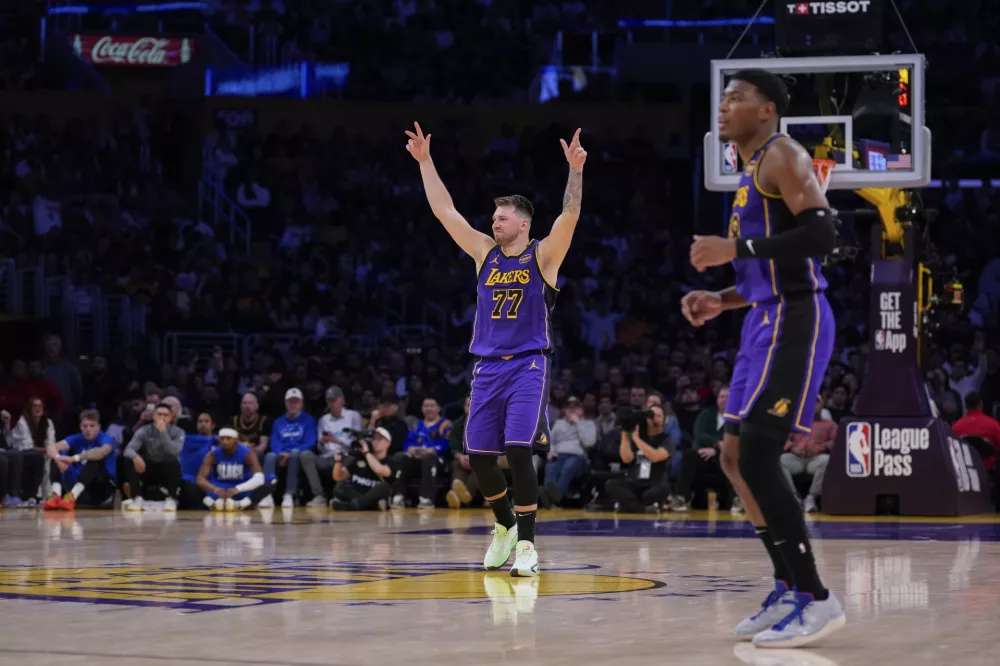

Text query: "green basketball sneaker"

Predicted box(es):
[483, 523, 518, 570]
[510, 540, 539, 577]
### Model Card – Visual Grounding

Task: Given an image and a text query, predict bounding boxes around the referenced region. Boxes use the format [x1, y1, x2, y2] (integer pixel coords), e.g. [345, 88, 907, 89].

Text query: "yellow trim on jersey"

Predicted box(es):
[751, 134, 785, 199]
[793, 267, 823, 432]
[763, 199, 779, 298]
[722, 412, 741, 420]
[738, 298, 784, 418]
[476, 245, 499, 279]
[533, 248, 560, 292]
[464, 361, 497, 454]
[499, 239, 536, 259]
[505, 355, 549, 445]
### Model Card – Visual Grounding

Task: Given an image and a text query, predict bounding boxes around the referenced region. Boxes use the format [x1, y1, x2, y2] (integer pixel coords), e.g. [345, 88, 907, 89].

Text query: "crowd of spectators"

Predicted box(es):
[1, 1, 999, 513]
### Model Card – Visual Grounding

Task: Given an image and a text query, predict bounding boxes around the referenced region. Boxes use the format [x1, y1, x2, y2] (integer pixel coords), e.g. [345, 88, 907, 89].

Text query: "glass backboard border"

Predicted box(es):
[780, 115, 854, 172]
[703, 53, 929, 192]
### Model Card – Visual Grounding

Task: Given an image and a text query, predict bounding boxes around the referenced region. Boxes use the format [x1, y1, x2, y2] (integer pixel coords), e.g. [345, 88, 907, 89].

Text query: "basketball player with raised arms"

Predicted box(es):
[683, 69, 845, 648]
[405, 122, 586, 577]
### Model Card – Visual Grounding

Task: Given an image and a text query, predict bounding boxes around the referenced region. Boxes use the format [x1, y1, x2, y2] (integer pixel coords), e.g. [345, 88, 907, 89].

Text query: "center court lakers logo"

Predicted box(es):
[0, 559, 660, 612]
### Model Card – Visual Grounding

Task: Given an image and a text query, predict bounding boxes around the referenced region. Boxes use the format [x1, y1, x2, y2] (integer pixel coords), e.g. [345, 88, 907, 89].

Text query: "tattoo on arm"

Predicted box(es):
[562, 168, 583, 214]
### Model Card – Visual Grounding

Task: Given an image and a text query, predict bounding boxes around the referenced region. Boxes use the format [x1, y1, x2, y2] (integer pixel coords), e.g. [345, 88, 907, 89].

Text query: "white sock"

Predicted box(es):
[71, 483, 85, 500]
[239, 497, 252, 509]
[51, 483, 62, 497]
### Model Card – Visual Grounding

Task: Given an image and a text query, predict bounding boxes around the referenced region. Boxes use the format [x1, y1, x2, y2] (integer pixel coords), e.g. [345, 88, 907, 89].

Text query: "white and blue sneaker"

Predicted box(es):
[753, 590, 846, 649]
[484, 523, 518, 570]
[734, 580, 794, 640]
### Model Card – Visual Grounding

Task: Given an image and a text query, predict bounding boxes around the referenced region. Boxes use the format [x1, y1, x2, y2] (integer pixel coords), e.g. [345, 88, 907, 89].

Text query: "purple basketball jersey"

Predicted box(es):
[728, 133, 829, 305]
[469, 240, 557, 358]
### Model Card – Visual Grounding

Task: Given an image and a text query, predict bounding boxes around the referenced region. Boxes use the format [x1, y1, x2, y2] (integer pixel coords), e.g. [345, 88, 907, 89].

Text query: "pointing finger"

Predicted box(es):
[405, 130, 418, 140]
[414, 122, 424, 139]
[573, 128, 582, 143]
[560, 138, 568, 151]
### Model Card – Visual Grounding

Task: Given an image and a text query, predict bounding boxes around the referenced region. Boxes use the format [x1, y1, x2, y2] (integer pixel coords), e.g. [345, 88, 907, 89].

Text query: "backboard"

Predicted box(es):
[704, 53, 930, 191]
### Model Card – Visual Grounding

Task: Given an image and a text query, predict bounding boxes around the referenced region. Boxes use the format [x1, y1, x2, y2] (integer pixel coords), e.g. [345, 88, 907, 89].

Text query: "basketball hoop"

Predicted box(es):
[813, 159, 835, 194]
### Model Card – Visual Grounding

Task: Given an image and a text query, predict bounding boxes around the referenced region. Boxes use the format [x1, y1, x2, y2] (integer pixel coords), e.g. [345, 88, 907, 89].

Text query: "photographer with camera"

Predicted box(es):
[330, 427, 395, 510]
[603, 404, 675, 513]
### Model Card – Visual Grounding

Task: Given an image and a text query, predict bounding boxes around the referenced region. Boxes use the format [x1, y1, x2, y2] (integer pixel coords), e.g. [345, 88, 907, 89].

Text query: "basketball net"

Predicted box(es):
[813, 159, 835, 194]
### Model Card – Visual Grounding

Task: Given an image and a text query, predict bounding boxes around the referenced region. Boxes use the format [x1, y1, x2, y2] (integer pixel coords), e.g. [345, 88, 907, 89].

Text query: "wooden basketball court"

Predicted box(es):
[0, 508, 997, 665]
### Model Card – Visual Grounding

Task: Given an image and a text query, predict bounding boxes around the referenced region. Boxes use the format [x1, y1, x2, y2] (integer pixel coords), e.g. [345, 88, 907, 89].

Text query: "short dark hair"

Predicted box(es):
[155, 402, 173, 413]
[730, 69, 790, 116]
[965, 391, 983, 411]
[80, 409, 100, 423]
[493, 194, 534, 220]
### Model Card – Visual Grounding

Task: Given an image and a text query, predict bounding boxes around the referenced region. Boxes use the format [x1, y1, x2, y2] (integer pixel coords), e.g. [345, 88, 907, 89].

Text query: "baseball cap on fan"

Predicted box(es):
[374, 427, 392, 444]
[285, 388, 304, 401]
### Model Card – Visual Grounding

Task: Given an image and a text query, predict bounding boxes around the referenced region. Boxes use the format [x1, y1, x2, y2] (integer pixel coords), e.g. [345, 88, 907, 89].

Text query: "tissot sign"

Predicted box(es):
[775, 0, 883, 53]
[786, 1, 873, 15]
[70, 35, 195, 67]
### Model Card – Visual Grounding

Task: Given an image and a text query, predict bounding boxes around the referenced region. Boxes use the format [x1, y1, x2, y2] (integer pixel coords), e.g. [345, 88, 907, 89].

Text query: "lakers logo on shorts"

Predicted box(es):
[536, 433, 548, 446]
[767, 398, 791, 418]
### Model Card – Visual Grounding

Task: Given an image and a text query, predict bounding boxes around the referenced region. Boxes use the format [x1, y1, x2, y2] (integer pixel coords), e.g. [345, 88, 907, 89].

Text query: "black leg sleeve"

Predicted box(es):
[503, 445, 538, 508]
[739, 420, 828, 599]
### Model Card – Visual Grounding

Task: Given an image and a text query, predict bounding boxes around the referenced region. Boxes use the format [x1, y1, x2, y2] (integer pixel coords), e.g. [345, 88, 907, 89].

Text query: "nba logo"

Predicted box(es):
[874, 330, 886, 351]
[846, 422, 872, 478]
[722, 143, 738, 173]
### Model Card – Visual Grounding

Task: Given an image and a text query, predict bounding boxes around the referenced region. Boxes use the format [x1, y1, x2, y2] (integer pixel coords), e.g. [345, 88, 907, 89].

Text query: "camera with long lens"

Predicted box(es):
[345, 428, 374, 454]
[617, 407, 654, 438]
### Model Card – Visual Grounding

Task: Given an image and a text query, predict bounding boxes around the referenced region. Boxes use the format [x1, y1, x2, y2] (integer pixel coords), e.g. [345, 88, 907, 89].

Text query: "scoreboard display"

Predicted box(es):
[775, 1, 885, 54]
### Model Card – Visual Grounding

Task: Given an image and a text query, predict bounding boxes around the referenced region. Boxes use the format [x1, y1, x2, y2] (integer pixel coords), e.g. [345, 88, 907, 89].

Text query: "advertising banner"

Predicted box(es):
[70, 34, 196, 67]
[775, 1, 884, 53]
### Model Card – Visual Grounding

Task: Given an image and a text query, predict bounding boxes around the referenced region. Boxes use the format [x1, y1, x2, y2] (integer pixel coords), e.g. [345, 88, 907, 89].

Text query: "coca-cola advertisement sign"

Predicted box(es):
[70, 34, 196, 67]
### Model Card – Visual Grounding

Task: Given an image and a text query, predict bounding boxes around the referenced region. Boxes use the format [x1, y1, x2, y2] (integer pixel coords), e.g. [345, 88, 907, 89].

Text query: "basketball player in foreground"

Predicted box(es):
[683, 69, 845, 648]
[405, 122, 586, 576]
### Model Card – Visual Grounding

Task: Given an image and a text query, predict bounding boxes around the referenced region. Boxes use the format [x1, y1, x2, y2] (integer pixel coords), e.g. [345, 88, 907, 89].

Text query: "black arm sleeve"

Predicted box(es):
[735, 208, 837, 260]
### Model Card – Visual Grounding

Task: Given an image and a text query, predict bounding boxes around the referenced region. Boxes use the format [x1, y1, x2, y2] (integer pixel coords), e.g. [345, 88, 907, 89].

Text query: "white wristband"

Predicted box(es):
[235, 472, 264, 493]
[73, 454, 82, 463]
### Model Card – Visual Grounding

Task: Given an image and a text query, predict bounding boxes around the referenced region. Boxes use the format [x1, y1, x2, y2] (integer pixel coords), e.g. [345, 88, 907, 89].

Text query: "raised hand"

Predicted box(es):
[681, 290, 724, 327]
[405, 122, 432, 163]
[560, 128, 587, 171]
